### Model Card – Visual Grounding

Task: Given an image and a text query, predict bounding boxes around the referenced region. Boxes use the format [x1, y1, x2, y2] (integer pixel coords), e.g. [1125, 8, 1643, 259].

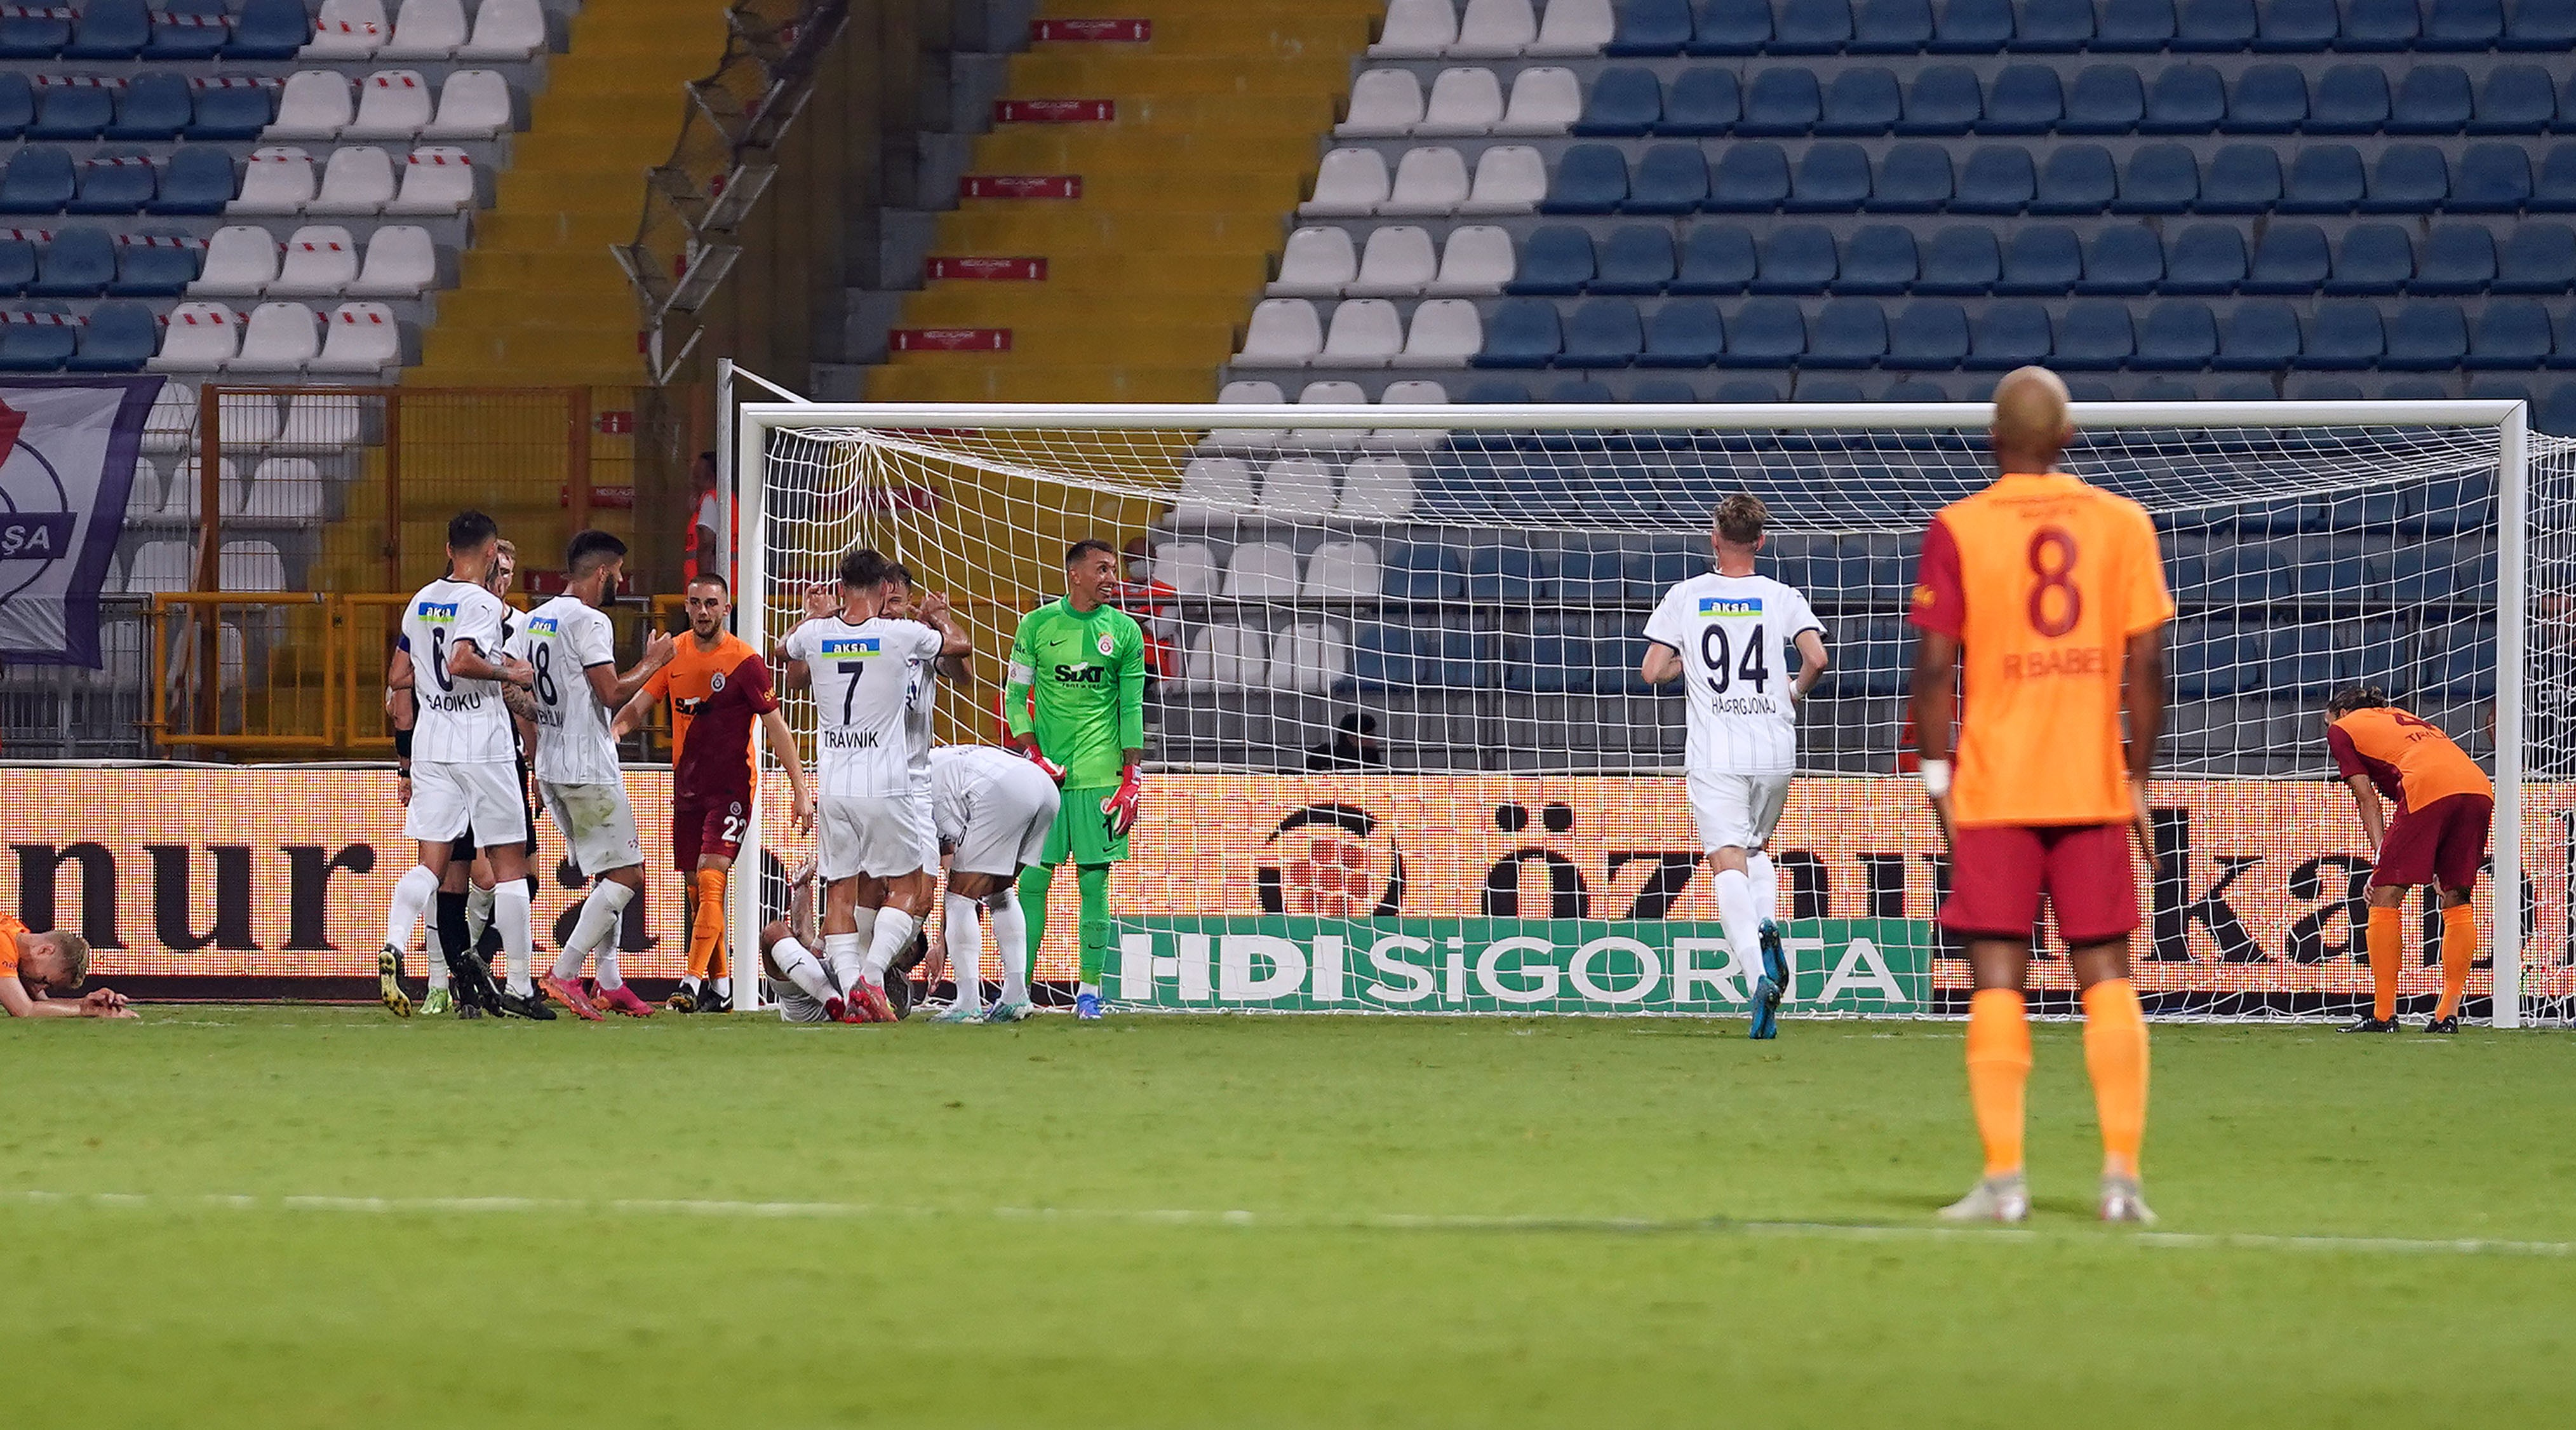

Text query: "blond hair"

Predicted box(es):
[1713, 493, 1769, 548]
[43, 930, 91, 983]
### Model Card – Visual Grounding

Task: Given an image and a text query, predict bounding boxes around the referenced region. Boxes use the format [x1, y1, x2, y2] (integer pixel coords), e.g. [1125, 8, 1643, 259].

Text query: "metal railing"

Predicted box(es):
[0, 593, 157, 759]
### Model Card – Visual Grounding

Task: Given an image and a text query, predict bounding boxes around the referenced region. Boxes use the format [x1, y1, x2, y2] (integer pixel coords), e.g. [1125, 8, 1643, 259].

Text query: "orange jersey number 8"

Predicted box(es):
[2026, 525, 2082, 638]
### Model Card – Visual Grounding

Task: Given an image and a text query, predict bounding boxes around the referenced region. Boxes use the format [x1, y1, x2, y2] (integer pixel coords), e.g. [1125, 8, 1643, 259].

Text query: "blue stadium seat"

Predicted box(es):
[2450, 144, 2532, 212]
[2225, 64, 2306, 133]
[2463, 300, 2551, 368]
[2204, 542, 2292, 602]
[2215, 299, 2302, 368]
[1640, 299, 1729, 363]
[2534, 145, 2576, 212]
[0, 147, 72, 214]
[30, 84, 114, 141]
[2388, 66, 2472, 136]
[2417, 620, 2497, 701]
[2543, 384, 2576, 437]
[147, 0, 230, 60]
[1928, 0, 2014, 50]
[64, 0, 149, 58]
[2160, 224, 2246, 292]
[67, 299, 153, 372]
[2422, 0, 2502, 48]
[0, 237, 31, 293]
[2323, 224, 2413, 295]
[2031, 144, 2116, 213]
[2140, 64, 2225, 133]
[1993, 225, 2079, 293]
[1778, 144, 1867, 213]
[1382, 543, 1467, 599]
[1752, 224, 1837, 292]
[1672, 226, 1757, 293]
[2063, 66, 2145, 134]
[1553, 545, 1627, 600]
[1705, 142, 1789, 210]
[1560, 298, 1645, 367]
[2410, 226, 2495, 295]
[2111, 143, 2197, 212]
[1888, 299, 1972, 366]
[2244, 224, 2330, 293]
[2494, 224, 2576, 293]
[29, 229, 112, 297]
[189, 81, 274, 140]
[2178, 0, 2262, 48]
[1964, 299, 2050, 367]
[1871, 142, 1953, 210]
[229, 0, 318, 58]
[1593, 226, 1677, 294]
[144, 147, 232, 215]
[1952, 146, 2034, 213]
[2074, 224, 2163, 293]
[1517, 628, 1596, 693]
[69, 152, 154, 215]
[2016, 0, 2094, 48]
[105, 72, 190, 141]
[2278, 144, 2364, 212]
[1465, 545, 1547, 600]
[1851, 0, 1935, 50]
[1510, 226, 1595, 294]
[2173, 619, 2252, 698]
[1687, 0, 1773, 53]
[2134, 300, 2219, 367]
[2098, 0, 2178, 48]
[1980, 64, 2062, 134]
[1633, 143, 1717, 212]
[2504, 0, 2576, 49]
[1574, 67, 1662, 135]
[1461, 379, 1534, 403]
[2305, 65, 2389, 135]
[1543, 145, 1630, 213]
[2298, 300, 2383, 369]
[1804, 297, 1888, 366]
[1476, 299, 1564, 367]
[2412, 473, 2497, 534]
[1895, 65, 1981, 135]
[2340, 0, 2419, 48]
[1773, 0, 1856, 51]
[1914, 226, 1997, 292]
[0, 301, 75, 371]
[1628, 377, 1700, 404]
[0, 74, 28, 140]
[1837, 224, 1917, 292]
[0, 8, 68, 57]
[2383, 302, 2469, 371]
[1817, 67, 1902, 134]
[1740, 70, 1823, 135]
[1611, 0, 1694, 52]
[1722, 296, 1806, 365]
[110, 233, 198, 295]
[1655, 69, 1739, 135]
[2290, 536, 2365, 600]
[2379, 377, 2448, 401]
[2284, 374, 2362, 399]
[2469, 65, 2556, 135]
[2358, 145, 2450, 212]
[1881, 377, 1952, 400]
[2052, 300, 2133, 370]
[1353, 624, 1435, 688]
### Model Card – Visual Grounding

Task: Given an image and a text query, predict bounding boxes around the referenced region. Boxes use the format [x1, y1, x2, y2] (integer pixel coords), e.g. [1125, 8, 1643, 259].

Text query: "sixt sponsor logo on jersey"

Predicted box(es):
[415, 601, 459, 623]
[1053, 664, 1104, 683]
[821, 638, 881, 658]
[527, 617, 558, 637]
[1699, 597, 1762, 616]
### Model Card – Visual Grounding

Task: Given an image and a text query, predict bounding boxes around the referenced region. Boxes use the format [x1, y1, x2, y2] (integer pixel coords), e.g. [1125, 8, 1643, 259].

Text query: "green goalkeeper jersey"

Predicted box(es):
[1005, 597, 1146, 788]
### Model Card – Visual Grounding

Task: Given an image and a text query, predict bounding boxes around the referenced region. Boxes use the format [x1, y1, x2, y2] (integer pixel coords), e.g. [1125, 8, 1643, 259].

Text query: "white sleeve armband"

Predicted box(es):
[1007, 659, 1035, 687]
[1919, 759, 1952, 799]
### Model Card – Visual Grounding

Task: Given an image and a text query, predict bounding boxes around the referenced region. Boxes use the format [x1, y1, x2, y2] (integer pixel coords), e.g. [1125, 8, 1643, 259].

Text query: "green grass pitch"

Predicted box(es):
[6, 1008, 2573, 1428]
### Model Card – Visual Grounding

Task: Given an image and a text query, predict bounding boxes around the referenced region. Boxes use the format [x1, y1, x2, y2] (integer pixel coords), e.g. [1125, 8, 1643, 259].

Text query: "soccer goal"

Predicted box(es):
[734, 393, 2566, 1027]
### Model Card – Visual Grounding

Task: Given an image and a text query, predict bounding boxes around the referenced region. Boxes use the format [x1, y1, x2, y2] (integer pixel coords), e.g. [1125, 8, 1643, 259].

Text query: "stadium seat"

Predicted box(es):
[1850, 0, 1934, 48]
[1994, 226, 2080, 293]
[1477, 297, 1562, 365]
[2494, 224, 2576, 293]
[228, 300, 321, 372]
[0, 74, 27, 139]
[0, 236, 34, 293]
[146, 0, 229, 60]
[2533, 145, 2576, 212]
[1980, 65, 2062, 135]
[1176, 456, 1256, 512]
[2462, 299, 2552, 368]
[1964, 299, 2049, 367]
[2297, 300, 2382, 369]
[2323, 224, 2413, 295]
[64, 299, 152, 372]
[30, 83, 112, 141]
[2450, 144, 2532, 213]
[2215, 299, 2300, 368]
[185, 80, 272, 141]
[1818, 67, 1901, 134]
[2017, 0, 2094, 48]
[384, 0, 471, 59]
[2049, 300, 2131, 370]
[2240, 222, 2330, 292]
[1542, 145, 1626, 213]
[1870, 142, 1953, 210]
[1348, 226, 1437, 296]
[1621, 144, 1709, 213]
[228, 147, 315, 216]
[1653, 68, 1737, 135]
[0, 3, 66, 56]
[1338, 68, 1421, 137]
[1739, 70, 1821, 135]
[1223, 540, 1301, 597]
[2422, 0, 2503, 47]
[70, 152, 155, 215]
[1750, 224, 1836, 292]
[1303, 149, 1388, 215]
[149, 300, 237, 370]
[305, 0, 387, 58]
[2225, 64, 2306, 133]
[1238, 299, 1322, 363]
[1558, 298, 1643, 367]
[2160, 224, 2246, 292]
[1837, 225, 1917, 293]
[1671, 226, 1756, 293]
[1928, 0, 2013, 50]
[2111, 143, 2197, 213]
[1721, 297, 1805, 366]
[1638, 299, 1728, 364]
[2382, 302, 2468, 371]
[1384, 146, 1472, 213]
[1785, 142, 1871, 210]
[385, 145, 474, 215]
[2133, 300, 2219, 367]
[1428, 226, 1515, 293]
[2339, 0, 2419, 48]
[106, 72, 191, 142]
[2063, 66, 2145, 134]
[2196, 145, 2281, 212]
[1371, 0, 1455, 56]
[1418, 67, 1506, 134]
[1337, 454, 1418, 516]
[1574, 66, 1658, 135]
[1700, 142, 1785, 210]
[2505, 0, 2576, 48]
[2279, 144, 2365, 212]
[0, 303, 72, 370]
[2100, 0, 2180, 46]
[1322, 299, 1405, 364]
[1272, 227, 1355, 297]
[1258, 457, 1340, 516]
[1495, 65, 1581, 133]
[1914, 226, 1997, 292]
[2074, 224, 2163, 294]
[308, 146, 397, 215]
[1895, 65, 1980, 135]
[1712, 376, 1785, 401]
[139, 147, 230, 217]
[2469, 65, 2556, 135]
[1952, 146, 2034, 213]
[0, 147, 73, 214]
[269, 225, 360, 297]
[2141, 64, 2224, 133]
[1379, 541, 1465, 599]
[2302, 65, 2386, 136]
[1592, 225, 1676, 293]
[2389, 67, 2472, 135]
[1773, 0, 1856, 51]
[1682, 0, 1771, 52]
[460, 0, 546, 60]
[29, 227, 112, 297]
[2030, 145, 2116, 213]
[111, 233, 201, 295]
[2410, 226, 2494, 295]
[1805, 298, 1888, 367]
[271, 71, 356, 141]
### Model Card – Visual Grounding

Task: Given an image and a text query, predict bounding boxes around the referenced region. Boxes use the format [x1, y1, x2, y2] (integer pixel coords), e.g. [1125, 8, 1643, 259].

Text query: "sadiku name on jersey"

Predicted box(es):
[412, 600, 488, 715]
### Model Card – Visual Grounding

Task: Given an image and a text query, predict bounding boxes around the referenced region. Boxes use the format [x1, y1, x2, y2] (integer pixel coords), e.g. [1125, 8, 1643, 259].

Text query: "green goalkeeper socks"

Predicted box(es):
[1077, 863, 1113, 987]
[1019, 864, 1054, 967]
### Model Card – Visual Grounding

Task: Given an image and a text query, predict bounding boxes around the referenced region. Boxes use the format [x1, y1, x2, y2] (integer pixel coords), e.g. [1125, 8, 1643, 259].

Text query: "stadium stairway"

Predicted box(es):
[852, 0, 1390, 403]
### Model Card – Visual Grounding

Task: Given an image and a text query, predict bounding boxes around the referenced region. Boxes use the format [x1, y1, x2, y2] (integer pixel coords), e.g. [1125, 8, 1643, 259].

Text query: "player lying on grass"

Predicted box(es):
[925, 745, 1061, 1024]
[759, 859, 849, 1023]
[2323, 685, 2493, 1035]
[0, 912, 129, 1019]
[1909, 366, 2168, 1227]
[1640, 492, 1828, 1041]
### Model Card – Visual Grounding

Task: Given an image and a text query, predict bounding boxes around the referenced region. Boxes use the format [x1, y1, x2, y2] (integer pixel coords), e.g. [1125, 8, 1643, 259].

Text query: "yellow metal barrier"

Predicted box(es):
[147, 593, 337, 755]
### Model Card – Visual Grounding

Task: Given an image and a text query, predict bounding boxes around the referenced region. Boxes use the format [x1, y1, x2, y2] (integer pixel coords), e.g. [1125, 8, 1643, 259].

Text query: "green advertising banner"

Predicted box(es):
[1108, 918, 1936, 1015]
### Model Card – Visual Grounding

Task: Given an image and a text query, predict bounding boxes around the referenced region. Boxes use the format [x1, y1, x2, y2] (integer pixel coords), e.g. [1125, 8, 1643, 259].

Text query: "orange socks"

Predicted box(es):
[2367, 905, 2403, 1022]
[2436, 904, 2476, 1022]
[2081, 979, 2150, 1181]
[1965, 988, 2032, 1178]
[687, 867, 728, 980]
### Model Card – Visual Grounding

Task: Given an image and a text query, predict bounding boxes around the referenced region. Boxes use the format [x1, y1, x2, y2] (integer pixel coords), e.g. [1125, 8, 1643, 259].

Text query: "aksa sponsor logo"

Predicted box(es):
[1700, 597, 1763, 616]
[821, 638, 881, 658]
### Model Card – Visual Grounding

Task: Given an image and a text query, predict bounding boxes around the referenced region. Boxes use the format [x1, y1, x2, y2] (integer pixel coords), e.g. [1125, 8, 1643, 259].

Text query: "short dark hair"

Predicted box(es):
[686, 572, 730, 595]
[882, 562, 916, 590]
[1066, 539, 1117, 567]
[2326, 684, 2389, 719]
[565, 529, 627, 577]
[1714, 494, 1768, 546]
[840, 546, 890, 590]
[446, 509, 499, 552]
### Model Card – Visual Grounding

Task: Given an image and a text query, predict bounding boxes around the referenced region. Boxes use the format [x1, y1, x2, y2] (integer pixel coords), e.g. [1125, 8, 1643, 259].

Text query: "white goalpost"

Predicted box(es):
[732, 392, 2557, 1027]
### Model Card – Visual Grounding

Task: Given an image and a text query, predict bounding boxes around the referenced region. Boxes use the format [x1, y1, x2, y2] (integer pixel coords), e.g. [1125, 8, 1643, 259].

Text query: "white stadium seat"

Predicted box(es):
[1223, 542, 1301, 597]
[1270, 226, 1356, 297]
[1176, 455, 1258, 515]
[1238, 298, 1322, 364]
[1301, 542, 1379, 598]
[305, 147, 397, 215]
[267, 72, 354, 140]
[1204, 381, 1285, 451]
[1337, 455, 1421, 516]
[458, 0, 547, 60]
[1417, 68, 1505, 135]
[1335, 69, 1422, 138]
[123, 540, 194, 594]
[1153, 542, 1219, 596]
[379, 0, 468, 59]
[1494, 67, 1581, 134]
[1458, 145, 1546, 213]
[1299, 147, 1389, 217]
[149, 303, 241, 372]
[1369, 0, 1456, 57]
[190, 226, 278, 296]
[1428, 224, 1516, 293]
[1266, 623, 1350, 694]
[243, 457, 325, 519]
[1259, 458, 1340, 517]
[1346, 226, 1437, 297]
[219, 540, 286, 593]
[226, 301, 321, 372]
[1391, 299, 1484, 367]
[278, 391, 366, 450]
[421, 70, 512, 139]
[347, 224, 435, 297]
[268, 226, 360, 296]
[142, 381, 196, 452]
[124, 457, 161, 514]
[310, 302, 400, 372]
[1184, 626, 1267, 689]
[1380, 147, 1470, 215]
[343, 70, 433, 140]
[1289, 382, 1369, 447]
[1321, 298, 1405, 365]
[302, 0, 386, 58]
[160, 456, 243, 518]
[1450, 0, 1538, 56]
[218, 391, 284, 446]
[1370, 381, 1453, 452]
[229, 147, 317, 215]
[385, 146, 474, 214]
[1529, 0, 1616, 54]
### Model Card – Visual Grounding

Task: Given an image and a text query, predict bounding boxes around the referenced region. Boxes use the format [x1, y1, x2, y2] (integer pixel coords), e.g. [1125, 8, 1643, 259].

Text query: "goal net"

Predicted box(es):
[738, 397, 2565, 1026]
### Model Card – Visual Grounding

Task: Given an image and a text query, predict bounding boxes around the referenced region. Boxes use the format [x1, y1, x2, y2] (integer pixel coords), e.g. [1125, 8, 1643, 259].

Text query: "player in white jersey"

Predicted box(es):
[1641, 494, 1829, 1041]
[925, 744, 1061, 1024]
[759, 859, 844, 1023]
[501, 530, 676, 1019]
[377, 509, 539, 1019]
[777, 546, 971, 1021]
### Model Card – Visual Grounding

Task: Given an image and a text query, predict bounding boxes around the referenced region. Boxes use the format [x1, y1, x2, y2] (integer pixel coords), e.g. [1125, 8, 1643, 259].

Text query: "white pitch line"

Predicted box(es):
[8, 1189, 2572, 1260]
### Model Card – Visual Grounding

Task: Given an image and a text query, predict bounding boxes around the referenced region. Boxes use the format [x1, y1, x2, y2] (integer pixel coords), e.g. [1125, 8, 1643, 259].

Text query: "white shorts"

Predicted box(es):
[540, 779, 645, 878]
[405, 760, 528, 846]
[818, 791, 938, 881]
[765, 980, 834, 1024]
[1688, 771, 1792, 854]
[948, 783, 1060, 878]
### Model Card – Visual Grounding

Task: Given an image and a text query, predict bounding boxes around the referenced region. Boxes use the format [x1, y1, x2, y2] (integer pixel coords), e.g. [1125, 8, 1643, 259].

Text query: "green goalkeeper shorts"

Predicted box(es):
[1042, 783, 1130, 867]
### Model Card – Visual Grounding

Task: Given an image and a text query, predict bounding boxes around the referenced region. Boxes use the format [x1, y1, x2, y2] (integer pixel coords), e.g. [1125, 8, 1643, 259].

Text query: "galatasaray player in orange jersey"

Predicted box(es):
[1907, 367, 2171, 1226]
[2323, 687, 2493, 1035]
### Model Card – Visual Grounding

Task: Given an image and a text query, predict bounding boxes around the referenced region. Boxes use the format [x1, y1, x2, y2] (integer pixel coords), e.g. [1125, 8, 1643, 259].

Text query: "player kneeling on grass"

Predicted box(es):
[1, 912, 130, 1019]
[926, 745, 1061, 1023]
[1640, 493, 1828, 1040]
[2323, 685, 2493, 1035]
[760, 860, 851, 1023]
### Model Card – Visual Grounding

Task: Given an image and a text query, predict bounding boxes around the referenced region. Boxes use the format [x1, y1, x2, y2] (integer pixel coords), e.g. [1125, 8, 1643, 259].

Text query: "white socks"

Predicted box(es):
[990, 891, 1030, 1006]
[1747, 851, 1780, 927]
[384, 865, 438, 953]
[595, 943, 624, 990]
[824, 932, 866, 994]
[772, 937, 835, 1004]
[422, 912, 451, 990]
[466, 881, 495, 948]
[554, 881, 634, 983]
[494, 879, 534, 997]
[944, 893, 984, 1012]
[1713, 867, 1762, 995]
[862, 908, 919, 985]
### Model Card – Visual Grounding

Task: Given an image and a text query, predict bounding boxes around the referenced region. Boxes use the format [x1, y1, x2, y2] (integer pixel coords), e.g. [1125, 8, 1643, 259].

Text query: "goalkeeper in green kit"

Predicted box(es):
[1004, 539, 1146, 1020]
